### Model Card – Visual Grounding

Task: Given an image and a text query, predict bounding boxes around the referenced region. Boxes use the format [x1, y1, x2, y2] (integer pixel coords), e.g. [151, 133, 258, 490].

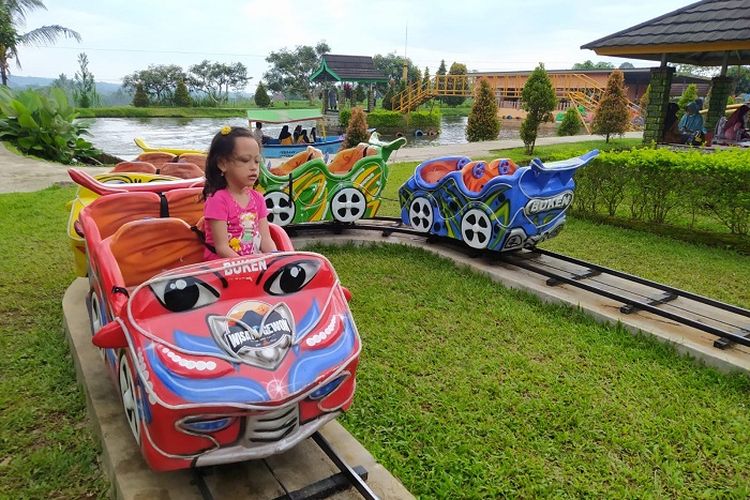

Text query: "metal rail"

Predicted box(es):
[190, 431, 378, 500]
[286, 217, 750, 349]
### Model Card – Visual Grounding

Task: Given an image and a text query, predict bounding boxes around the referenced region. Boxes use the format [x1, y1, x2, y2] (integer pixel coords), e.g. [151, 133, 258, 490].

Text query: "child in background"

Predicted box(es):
[201, 126, 277, 259]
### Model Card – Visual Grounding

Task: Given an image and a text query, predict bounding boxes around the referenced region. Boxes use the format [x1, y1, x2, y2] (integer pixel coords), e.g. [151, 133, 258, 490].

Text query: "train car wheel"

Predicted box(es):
[408, 196, 433, 233]
[265, 191, 296, 226]
[118, 352, 142, 444]
[461, 209, 492, 249]
[331, 188, 366, 223]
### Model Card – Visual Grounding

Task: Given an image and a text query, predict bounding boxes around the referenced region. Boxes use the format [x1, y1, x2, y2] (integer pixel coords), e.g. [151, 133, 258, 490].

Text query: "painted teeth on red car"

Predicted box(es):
[303, 315, 339, 348]
[157, 345, 233, 378]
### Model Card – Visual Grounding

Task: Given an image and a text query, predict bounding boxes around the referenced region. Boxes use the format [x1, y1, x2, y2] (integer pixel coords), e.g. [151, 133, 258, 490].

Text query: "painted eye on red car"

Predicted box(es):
[264, 260, 320, 295]
[150, 276, 220, 312]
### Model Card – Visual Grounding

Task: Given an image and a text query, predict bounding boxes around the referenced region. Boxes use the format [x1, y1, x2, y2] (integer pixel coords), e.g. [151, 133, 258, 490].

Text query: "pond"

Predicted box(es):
[85, 115, 559, 160]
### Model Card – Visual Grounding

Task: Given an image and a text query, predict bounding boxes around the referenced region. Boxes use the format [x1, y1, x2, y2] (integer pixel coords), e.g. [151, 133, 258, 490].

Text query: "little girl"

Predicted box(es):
[202, 126, 277, 260]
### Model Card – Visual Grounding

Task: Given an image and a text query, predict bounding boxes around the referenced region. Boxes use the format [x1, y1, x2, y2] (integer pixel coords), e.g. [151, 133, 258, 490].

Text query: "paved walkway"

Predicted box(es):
[0, 132, 643, 194]
[387, 131, 643, 163]
[0, 143, 110, 194]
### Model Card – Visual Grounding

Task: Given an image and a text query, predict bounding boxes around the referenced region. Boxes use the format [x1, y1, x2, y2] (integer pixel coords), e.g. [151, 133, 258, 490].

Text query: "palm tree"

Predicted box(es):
[0, 0, 81, 85]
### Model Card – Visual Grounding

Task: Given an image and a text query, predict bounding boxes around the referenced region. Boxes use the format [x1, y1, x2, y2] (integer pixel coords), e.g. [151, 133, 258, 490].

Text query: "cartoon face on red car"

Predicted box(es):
[92, 252, 360, 471]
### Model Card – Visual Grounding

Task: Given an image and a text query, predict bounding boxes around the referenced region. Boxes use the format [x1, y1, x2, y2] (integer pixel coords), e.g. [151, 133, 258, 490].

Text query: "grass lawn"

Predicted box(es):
[76, 100, 319, 118]
[313, 243, 750, 498]
[1, 156, 748, 496]
[489, 137, 644, 164]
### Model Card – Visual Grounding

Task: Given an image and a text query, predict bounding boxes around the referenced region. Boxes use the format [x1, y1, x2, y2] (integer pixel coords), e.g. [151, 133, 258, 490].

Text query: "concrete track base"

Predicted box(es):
[63, 277, 413, 500]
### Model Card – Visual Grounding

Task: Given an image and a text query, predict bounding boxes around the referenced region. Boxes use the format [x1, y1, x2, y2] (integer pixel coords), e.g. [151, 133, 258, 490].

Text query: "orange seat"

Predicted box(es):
[109, 218, 205, 287]
[163, 188, 204, 225]
[420, 161, 458, 184]
[461, 161, 494, 193]
[178, 154, 207, 171]
[270, 146, 324, 176]
[327, 143, 372, 175]
[111, 161, 157, 174]
[486, 158, 518, 177]
[136, 152, 176, 168]
[159, 162, 204, 179]
[83, 192, 161, 241]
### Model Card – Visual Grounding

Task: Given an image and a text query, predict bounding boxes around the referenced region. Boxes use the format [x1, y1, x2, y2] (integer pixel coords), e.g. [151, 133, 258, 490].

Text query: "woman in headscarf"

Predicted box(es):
[718, 104, 749, 142]
[678, 101, 705, 145]
[278, 125, 293, 145]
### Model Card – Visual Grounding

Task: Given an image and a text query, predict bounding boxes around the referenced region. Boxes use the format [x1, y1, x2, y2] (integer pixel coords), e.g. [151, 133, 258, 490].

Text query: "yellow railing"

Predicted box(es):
[391, 73, 642, 129]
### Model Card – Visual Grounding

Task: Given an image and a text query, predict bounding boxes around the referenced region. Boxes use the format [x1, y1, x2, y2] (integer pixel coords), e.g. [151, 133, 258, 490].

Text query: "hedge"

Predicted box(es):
[573, 148, 750, 235]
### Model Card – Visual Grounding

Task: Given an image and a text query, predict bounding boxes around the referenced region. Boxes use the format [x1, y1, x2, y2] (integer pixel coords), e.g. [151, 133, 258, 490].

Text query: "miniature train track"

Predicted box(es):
[191, 431, 379, 500]
[286, 217, 750, 350]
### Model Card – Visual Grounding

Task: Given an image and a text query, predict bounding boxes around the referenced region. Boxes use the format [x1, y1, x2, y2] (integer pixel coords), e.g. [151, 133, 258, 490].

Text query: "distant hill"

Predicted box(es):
[8, 75, 123, 94]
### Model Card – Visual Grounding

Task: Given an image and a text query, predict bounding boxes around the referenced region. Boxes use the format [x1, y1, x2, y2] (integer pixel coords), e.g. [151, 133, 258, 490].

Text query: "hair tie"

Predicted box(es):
[220, 125, 232, 136]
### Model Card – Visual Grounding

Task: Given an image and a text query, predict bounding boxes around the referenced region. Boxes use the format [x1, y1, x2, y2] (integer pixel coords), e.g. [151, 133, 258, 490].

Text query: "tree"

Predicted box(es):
[174, 78, 191, 107]
[188, 60, 249, 106]
[372, 52, 420, 91]
[466, 79, 500, 142]
[50, 72, 74, 101]
[520, 63, 556, 154]
[264, 41, 329, 100]
[123, 65, 187, 105]
[353, 84, 366, 104]
[254, 81, 270, 107]
[422, 66, 430, 90]
[436, 59, 447, 98]
[557, 107, 581, 136]
[592, 69, 630, 142]
[727, 65, 750, 94]
[677, 83, 698, 115]
[618, 62, 635, 69]
[381, 84, 394, 110]
[73, 53, 97, 108]
[344, 107, 368, 147]
[572, 60, 614, 70]
[0, 0, 81, 86]
[132, 82, 148, 107]
[444, 62, 467, 106]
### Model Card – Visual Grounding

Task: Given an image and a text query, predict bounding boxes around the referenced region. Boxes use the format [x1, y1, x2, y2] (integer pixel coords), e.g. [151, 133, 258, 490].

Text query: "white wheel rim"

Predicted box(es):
[331, 188, 366, 223]
[119, 355, 141, 442]
[89, 292, 102, 333]
[265, 191, 295, 226]
[409, 197, 433, 232]
[461, 208, 492, 249]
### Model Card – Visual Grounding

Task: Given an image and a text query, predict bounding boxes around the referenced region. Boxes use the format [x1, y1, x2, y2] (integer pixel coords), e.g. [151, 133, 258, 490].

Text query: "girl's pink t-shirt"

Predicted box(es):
[203, 188, 269, 259]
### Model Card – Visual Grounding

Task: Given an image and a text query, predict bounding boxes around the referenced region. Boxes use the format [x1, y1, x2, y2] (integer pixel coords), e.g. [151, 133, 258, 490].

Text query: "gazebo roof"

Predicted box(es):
[581, 0, 750, 66]
[309, 54, 388, 83]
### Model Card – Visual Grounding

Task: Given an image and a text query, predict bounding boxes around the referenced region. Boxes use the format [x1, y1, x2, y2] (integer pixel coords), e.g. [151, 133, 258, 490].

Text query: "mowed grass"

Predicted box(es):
[1, 178, 748, 497]
[0, 186, 108, 497]
[312, 243, 750, 498]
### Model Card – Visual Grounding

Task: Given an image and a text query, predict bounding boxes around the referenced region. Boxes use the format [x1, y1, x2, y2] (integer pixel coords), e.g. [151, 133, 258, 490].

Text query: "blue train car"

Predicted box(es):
[398, 150, 598, 251]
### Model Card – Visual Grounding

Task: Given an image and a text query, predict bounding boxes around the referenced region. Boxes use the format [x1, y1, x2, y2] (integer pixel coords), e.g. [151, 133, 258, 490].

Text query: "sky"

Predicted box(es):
[10, 0, 691, 90]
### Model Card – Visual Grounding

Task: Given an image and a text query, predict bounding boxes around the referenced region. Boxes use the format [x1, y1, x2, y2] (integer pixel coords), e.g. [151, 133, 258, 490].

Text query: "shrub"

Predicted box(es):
[381, 86, 394, 110]
[366, 109, 402, 129]
[133, 83, 149, 107]
[520, 63, 556, 154]
[344, 107, 369, 147]
[339, 108, 351, 129]
[573, 148, 750, 234]
[592, 70, 630, 142]
[410, 108, 441, 130]
[557, 108, 582, 136]
[0, 87, 99, 164]
[466, 79, 500, 142]
[254, 82, 271, 108]
[174, 79, 191, 107]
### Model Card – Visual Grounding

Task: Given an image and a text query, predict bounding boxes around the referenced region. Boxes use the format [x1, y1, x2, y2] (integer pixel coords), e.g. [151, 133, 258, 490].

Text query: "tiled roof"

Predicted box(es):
[310, 54, 387, 83]
[582, 0, 750, 65]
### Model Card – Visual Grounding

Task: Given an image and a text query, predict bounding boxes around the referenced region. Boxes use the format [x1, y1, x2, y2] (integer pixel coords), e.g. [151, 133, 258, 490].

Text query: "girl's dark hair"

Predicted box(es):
[202, 126, 260, 200]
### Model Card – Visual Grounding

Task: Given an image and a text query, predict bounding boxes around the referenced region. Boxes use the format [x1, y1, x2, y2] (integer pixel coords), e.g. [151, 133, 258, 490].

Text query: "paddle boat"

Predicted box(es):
[399, 150, 599, 251]
[247, 109, 344, 159]
[78, 189, 361, 471]
[260, 132, 406, 226]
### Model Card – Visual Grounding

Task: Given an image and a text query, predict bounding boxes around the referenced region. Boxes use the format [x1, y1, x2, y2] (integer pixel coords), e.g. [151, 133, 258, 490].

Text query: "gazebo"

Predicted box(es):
[582, 0, 750, 143]
[309, 54, 388, 111]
